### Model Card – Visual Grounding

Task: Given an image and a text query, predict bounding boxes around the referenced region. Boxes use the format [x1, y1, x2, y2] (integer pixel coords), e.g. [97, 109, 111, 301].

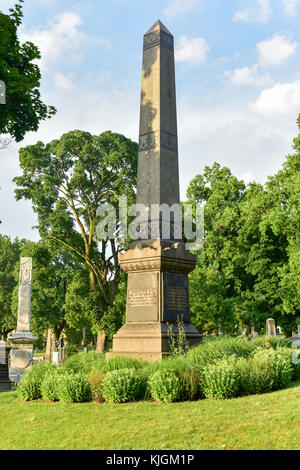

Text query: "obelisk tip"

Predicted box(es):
[145, 20, 173, 36]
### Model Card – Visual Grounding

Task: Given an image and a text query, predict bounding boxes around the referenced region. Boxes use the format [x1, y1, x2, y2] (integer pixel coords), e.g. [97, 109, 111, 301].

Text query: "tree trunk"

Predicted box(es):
[96, 330, 106, 352]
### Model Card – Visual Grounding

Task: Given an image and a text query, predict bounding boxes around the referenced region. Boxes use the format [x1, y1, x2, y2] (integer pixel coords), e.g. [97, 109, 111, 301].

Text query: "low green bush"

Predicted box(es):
[203, 356, 240, 399]
[236, 348, 293, 396]
[41, 372, 60, 401]
[148, 370, 182, 403]
[252, 336, 292, 350]
[17, 363, 56, 401]
[57, 373, 92, 403]
[143, 357, 203, 401]
[273, 347, 300, 380]
[89, 370, 105, 402]
[103, 356, 146, 373]
[101, 368, 147, 403]
[62, 351, 105, 376]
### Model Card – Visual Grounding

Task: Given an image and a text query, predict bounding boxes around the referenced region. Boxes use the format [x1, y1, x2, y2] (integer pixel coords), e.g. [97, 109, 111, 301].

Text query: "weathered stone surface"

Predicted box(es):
[9, 257, 36, 382]
[266, 318, 276, 337]
[137, 19, 179, 234]
[108, 21, 201, 361]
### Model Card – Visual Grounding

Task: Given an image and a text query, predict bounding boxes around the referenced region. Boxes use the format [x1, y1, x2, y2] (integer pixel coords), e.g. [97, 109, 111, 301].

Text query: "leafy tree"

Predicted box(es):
[14, 130, 138, 349]
[0, 0, 56, 141]
[0, 235, 27, 339]
[187, 163, 245, 335]
[187, 116, 300, 337]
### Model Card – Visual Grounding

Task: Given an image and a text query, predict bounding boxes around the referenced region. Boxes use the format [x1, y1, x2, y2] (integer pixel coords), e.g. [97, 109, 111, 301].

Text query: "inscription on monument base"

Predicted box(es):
[166, 286, 188, 310]
[127, 272, 159, 322]
[128, 288, 157, 307]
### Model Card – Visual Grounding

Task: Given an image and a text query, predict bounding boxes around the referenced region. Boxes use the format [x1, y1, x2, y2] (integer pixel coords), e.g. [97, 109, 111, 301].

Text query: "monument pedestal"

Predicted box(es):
[8, 331, 36, 383]
[0, 341, 12, 392]
[107, 240, 202, 362]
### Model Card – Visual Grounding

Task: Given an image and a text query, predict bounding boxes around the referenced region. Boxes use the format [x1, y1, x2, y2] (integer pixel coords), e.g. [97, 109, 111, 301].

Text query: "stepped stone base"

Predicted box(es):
[108, 239, 202, 362]
[106, 322, 202, 362]
[8, 331, 36, 384]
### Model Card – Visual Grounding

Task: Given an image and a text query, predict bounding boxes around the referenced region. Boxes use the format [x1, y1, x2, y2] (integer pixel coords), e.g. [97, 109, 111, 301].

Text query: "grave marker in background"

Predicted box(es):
[9, 258, 36, 382]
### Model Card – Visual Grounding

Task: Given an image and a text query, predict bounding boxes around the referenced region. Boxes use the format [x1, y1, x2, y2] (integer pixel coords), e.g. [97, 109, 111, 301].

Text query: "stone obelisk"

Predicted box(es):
[9, 258, 37, 382]
[107, 21, 201, 361]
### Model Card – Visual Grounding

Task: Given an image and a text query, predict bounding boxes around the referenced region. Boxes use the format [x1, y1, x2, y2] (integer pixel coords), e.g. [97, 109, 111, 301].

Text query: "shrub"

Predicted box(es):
[17, 374, 42, 401]
[242, 348, 293, 395]
[141, 356, 203, 401]
[269, 349, 293, 390]
[274, 347, 300, 381]
[253, 336, 292, 350]
[62, 351, 105, 376]
[17, 363, 56, 401]
[41, 372, 60, 401]
[177, 368, 203, 400]
[101, 368, 147, 403]
[89, 370, 105, 402]
[148, 370, 182, 403]
[57, 373, 92, 403]
[187, 337, 258, 373]
[103, 356, 146, 373]
[203, 356, 240, 399]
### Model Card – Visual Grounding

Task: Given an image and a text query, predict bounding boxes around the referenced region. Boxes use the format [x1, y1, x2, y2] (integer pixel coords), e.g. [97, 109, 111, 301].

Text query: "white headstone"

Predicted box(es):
[52, 352, 59, 364]
[266, 318, 276, 337]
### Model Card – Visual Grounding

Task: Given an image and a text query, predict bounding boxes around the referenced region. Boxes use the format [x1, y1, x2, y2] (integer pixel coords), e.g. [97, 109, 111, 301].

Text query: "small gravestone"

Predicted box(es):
[52, 352, 59, 364]
[266, 318, 276, 337]
[0, 341, 12, 391]
[82, 327, 88, 353]
[0, 80, 6, 104]
[8, 258, 37, 383]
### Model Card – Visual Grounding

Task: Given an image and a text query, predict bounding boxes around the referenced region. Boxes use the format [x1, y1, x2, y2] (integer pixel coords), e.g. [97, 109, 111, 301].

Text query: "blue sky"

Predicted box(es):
[1, 0, 300, 240]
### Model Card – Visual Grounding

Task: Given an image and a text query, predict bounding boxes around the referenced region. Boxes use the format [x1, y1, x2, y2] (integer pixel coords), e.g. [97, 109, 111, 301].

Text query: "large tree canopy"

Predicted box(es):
[187, 116, 300, 337]
[14, 129, 138, 347]
[0, 0, 56, 141]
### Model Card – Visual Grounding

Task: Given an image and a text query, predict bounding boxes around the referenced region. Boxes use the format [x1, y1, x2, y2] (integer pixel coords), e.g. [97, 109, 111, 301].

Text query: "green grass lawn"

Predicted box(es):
[0, 381, 300, 450]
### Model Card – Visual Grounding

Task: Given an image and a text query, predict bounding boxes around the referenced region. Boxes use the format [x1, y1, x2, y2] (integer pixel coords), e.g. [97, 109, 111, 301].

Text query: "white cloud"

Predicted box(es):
[281, 0, 300, 16]
[223, 65, 272, 86]
[163, 0, 201, 18]
[257, 34, 297, 67]
[233, 0, 272, 23]
[177, 99, 297, 199]
[19, 11, 110, 70]
[251, 81, 300, 117]
[54, 72, 75, 90]
[175, 36, 209, 65]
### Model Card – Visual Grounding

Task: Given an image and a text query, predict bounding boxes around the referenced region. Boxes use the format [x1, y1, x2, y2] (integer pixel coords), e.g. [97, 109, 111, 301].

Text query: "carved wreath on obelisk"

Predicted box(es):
[20, 258, 32, 285]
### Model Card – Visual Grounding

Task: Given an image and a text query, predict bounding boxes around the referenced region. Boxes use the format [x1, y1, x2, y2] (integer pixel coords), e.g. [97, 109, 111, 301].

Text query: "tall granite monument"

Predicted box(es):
[108, 21, 201, 361]
[9, 258, 36, 382]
